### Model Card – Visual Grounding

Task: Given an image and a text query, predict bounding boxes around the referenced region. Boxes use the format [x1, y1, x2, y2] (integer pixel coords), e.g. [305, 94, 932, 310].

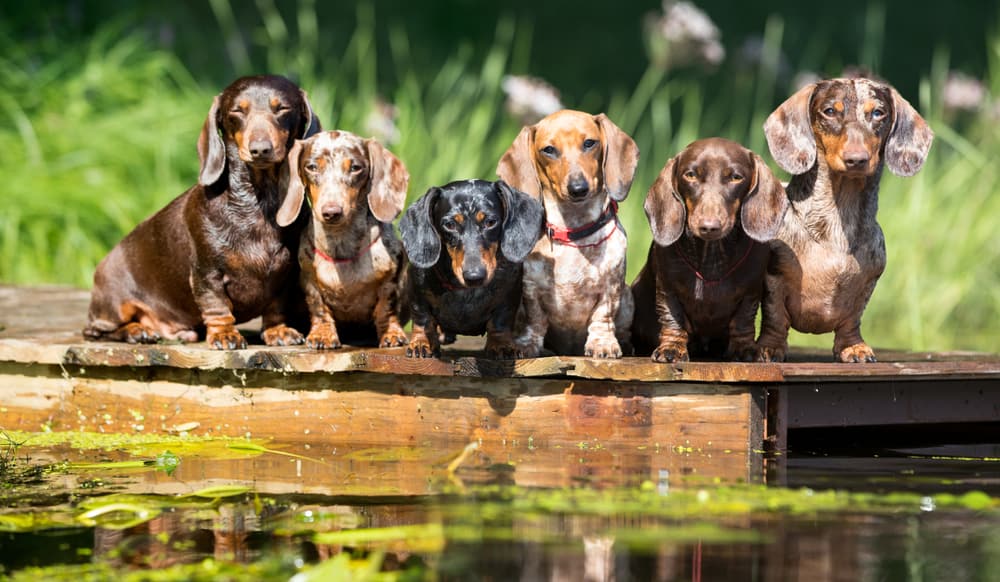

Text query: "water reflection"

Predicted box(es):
[1, 439, 998, 581]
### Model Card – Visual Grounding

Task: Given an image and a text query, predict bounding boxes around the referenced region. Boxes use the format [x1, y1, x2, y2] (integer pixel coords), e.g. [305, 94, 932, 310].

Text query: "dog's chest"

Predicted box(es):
[313, 241, 397, 317]
[525, 228, 627, 322]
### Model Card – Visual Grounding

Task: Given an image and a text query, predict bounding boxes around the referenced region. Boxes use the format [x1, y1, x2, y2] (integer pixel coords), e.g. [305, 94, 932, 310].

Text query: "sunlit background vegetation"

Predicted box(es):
[2, 0, 998, 352]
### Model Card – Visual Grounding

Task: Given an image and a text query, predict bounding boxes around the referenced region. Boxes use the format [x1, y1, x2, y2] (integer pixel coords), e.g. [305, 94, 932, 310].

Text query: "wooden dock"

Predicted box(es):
[2, 285, 999, 493]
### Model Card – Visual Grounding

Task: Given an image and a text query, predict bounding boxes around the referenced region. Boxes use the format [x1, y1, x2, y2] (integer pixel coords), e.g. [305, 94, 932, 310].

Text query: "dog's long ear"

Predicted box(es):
[764, 83, 817, 175]
[742, 152, 789, 242]
[277, 140, 306, 227]
[400, 187, 442, 269]
[496, 180, 544, 263]
[595, 113, 639, 202]
[644, 157, 686, 247]
[885, 88, 933, 177]
[299, 89, 322, 138]
[496, 126, 541, 197]
[366, 139, 409, 223]
[198, 95, 226, 187]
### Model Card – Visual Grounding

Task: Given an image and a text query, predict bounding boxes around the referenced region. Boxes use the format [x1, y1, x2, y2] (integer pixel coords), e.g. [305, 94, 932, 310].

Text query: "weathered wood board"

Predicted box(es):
[2, 284, 999, 479]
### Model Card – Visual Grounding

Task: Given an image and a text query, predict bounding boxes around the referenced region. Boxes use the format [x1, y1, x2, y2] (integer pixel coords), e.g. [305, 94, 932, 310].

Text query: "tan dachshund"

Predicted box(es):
[497, 109, 639, 358]
[757, 78, 933, 362]
[278, 130, 410, 349]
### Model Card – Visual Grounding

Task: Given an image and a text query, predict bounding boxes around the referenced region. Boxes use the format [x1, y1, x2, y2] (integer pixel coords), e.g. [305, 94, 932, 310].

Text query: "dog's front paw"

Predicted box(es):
[405, 337, 438, 358]
[726, 340, 758, 362]
[262, 324, 305, 347]
[585, 336, 623, 359]
[485, 336, 522, 360]
[838, 342, 877, 363]
[755, 344, 787, 363]
[122, 322, 161, 344]
[379, 328, 409, 348]
[652, 341, 688, 363]
[207, 326, 247, 350]
[306, 323, 341, 350]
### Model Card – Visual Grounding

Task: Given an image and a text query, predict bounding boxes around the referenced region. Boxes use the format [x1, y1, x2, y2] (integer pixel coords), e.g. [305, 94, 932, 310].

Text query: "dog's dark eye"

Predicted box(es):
[442, 219, 458, 232]
[305, 163, 319, 172]
[582, 138, 598, 151]
[350, 163, 364, 173]
[730, 173, 744, 183]
[822, 106, 837, 117]
[871, 107, 886, 120]
[484, 216, 499, 229]
[541, 145, 558, 157]
[682, 170, 698, 181]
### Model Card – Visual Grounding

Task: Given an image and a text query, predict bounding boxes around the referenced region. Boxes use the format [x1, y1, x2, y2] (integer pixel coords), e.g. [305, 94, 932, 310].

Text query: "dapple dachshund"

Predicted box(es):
[631, 138, 788, 362]
[399, 179, 543, 359]
[497, 109, 639, 358]
[756, 77, 933, 362]
[278, 130, 410, 349]
[84, 75, 320, 349]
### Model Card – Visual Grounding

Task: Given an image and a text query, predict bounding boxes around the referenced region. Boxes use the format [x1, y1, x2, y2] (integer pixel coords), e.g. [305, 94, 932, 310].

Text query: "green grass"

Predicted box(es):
[1, 5, 998, 353]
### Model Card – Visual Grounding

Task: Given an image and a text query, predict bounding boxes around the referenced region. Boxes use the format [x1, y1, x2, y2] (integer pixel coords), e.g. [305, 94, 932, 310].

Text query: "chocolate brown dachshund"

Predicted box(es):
[84, 75, 321, 349]
[632, 138, 787, 362]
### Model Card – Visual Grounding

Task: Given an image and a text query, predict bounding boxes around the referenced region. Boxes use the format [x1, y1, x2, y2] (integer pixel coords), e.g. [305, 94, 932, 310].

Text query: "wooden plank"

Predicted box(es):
[784, 379, 1000, 429]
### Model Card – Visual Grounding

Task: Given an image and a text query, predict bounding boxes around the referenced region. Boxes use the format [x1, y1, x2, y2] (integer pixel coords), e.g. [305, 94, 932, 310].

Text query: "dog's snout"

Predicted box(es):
[462, 265, 488, 287]
[320, 203, 344, 223]
[249, 139, 274, 160]
[567, 175, 590, 198]
[842, 148, 871, 170]
[696, 218, 723, 239]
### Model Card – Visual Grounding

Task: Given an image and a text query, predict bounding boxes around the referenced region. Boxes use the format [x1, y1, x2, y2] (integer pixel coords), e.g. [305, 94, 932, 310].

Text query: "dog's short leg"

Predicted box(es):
[726, 295, 761, 362]
[374, 278, 408, 348]
[650, 280, 689, 362]
[833, 320, 877, 363]
[300, 278, 340, 349]
[515, 280, 549, 358]
[755, 273, 790, 362]
[260, 291, 305, 347]
[584, 281, 627, 359]
[485, 302, 521, 360]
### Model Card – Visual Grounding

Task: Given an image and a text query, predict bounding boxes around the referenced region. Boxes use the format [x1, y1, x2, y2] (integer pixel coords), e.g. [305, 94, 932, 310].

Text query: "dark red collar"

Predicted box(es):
[312, 226, 382, 264]
[673, 238, 755, 286]
[546, 200, 619, 244]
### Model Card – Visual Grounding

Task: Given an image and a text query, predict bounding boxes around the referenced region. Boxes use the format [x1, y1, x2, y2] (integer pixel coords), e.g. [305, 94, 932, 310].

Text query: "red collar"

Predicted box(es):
[673, 238, 755, 286]
[545, 200, 619, 247]
[312, 226, 382, 264]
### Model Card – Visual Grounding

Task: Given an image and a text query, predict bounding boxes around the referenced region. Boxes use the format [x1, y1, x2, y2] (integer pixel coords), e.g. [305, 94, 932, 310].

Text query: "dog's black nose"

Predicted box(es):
[842, 150, 871, 170]
[463, 266, 488, 287]
[249, 139, 274, 159]
[567, 177, 590, 198]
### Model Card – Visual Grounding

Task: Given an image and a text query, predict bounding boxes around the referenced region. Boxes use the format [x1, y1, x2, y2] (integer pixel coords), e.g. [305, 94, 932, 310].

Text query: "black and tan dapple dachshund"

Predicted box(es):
[399, 179, 543, 359]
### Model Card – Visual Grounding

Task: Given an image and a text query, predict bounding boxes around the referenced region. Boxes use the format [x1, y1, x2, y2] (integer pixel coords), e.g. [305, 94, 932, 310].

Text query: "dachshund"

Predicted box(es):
[756, 77, 933, 363]
[497, 109, 639, 358]
[278, 130, 410, 349]
[631, 138, 788, 362]
[83, 75, 320, 349]
[399, 179, 543, 359]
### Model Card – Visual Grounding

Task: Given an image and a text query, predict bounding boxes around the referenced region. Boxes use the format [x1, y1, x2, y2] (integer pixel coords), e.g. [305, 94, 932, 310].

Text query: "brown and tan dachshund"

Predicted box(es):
[497, 109, 639, 358]
[278, 130, 410, 349]
[757, 77, 933, 363]
[83, 75, 320, 349]
[399, 179, 544, 359]
[632, 138, 788, 362]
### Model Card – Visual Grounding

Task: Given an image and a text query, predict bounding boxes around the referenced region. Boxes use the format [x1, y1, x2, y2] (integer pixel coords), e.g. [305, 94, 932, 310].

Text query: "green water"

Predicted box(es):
[0, 435, 998, 581]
